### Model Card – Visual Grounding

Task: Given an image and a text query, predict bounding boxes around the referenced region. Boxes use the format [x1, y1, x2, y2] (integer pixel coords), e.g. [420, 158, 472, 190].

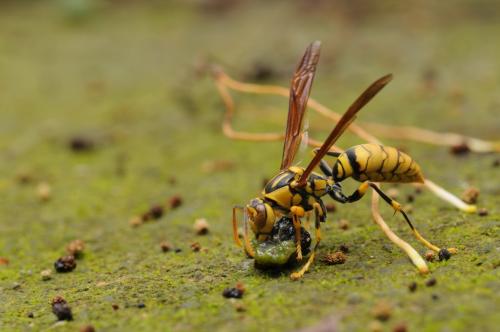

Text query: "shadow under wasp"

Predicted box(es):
[226, 41, 455, 279]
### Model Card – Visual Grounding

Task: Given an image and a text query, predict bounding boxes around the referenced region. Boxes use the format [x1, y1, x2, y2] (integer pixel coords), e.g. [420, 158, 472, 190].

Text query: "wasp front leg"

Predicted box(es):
[291, 201, 324, 280]
[232, 206, 255, 258]
[290, 206, 306, 261]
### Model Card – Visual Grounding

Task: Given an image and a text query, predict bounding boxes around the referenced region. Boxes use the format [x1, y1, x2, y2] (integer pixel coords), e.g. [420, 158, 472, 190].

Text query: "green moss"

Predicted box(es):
[0, 1, 499, 331]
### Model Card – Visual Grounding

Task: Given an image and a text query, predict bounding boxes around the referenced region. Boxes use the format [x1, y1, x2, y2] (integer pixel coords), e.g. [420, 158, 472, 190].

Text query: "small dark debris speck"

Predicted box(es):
[246, 62, 276, 82]
[450, 142, 470, 155]
[321, 251, 347, 265]
[137, 303, 146, 309]
[169, 195, 183, 209]
[438, 248, 451, 261]
[393, 323, 408, 332]
[372, 300, 392, 321]
[408, 282, 417, 293]
[222, 287, 243, 299]
[69, 136, 95, 152]
[54, 255, 76, 273]
[493, 159, 500, 168]
[426, 278, 437, 287]
[27, 312, 34, 318]
[174, 248, 182, 253]
[424, 251, 435, 262]
[339, 244, 349, 254]
[51, 296, 73, 321]
[406, 194, 415, 203]
[149, 205, 164, 220]
[160, 241, 172, 252]
[190, 242, 202, 252]
[338, 219, 350, 230]
[325, 203, 336, 213]
[112, 304, 119, 310]
[194, 218, 210, 235]
[431, 294, 439, 300]
[80, 325, 96, 332]
[478, 208, 488, 216]
[66, 239, 85, 258]
[461, 187, 480, 204]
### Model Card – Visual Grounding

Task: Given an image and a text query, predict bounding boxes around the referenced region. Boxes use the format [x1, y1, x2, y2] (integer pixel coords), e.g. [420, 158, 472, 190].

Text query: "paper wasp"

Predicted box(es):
[228, 41, 454, 279]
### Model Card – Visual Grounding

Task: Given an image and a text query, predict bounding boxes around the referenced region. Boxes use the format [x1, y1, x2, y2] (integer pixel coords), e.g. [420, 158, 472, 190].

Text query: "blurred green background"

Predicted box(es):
[0, 1, 499, 331]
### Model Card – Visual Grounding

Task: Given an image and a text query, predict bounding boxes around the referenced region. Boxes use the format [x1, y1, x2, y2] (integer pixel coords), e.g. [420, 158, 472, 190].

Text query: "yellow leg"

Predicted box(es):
[368, 183, 455, 254]
[370, 190, 429, 274]
[232, 206, 255, 258]
[212, 68, 339, 151]
[291, 202, 323, 280]
[290, 206, 305, 261]
[213, 68, 485, 214]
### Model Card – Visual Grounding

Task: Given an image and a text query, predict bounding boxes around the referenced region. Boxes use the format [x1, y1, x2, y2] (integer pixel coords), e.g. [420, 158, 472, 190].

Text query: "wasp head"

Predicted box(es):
[246, 198, 275, 241]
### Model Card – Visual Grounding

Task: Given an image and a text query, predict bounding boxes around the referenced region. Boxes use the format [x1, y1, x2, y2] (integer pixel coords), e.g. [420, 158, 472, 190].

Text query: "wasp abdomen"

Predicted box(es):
[332, 144, 424, 183]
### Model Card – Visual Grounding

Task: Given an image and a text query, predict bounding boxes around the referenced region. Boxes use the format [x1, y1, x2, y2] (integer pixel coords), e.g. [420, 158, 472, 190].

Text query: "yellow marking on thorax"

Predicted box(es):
[264, 186, 294, 209]
[288, 166, 304, 176]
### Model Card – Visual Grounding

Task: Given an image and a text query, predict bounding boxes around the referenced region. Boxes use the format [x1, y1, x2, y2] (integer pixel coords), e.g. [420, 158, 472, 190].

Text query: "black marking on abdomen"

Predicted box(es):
[390, 149, 402, 173]
[346, 149, 360, 177]
[360, 144, 373, 173]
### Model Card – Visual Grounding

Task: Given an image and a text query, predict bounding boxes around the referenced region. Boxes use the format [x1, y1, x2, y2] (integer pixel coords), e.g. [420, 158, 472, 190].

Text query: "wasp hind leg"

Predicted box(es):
[330, 182, 455, 256]
[291, 202, 324, 280]
[367, 184, 456, 256]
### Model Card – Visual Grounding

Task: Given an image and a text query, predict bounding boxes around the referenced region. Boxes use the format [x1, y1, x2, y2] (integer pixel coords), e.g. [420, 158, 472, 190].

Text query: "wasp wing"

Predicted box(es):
[298, 74, 393, 186]
[280, 41, 321, 171]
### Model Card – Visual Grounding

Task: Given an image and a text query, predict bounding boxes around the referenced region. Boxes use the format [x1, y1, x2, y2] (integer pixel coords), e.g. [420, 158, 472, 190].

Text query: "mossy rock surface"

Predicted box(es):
[0, 1, 499, 331]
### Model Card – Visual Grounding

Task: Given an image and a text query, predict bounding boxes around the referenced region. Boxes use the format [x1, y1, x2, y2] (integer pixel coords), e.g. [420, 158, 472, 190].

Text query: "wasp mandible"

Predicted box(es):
[231, 41, 453, 279]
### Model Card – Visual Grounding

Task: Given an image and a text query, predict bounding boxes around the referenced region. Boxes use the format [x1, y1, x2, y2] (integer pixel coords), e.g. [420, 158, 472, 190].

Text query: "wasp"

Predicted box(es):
[231, 41, 453, 279]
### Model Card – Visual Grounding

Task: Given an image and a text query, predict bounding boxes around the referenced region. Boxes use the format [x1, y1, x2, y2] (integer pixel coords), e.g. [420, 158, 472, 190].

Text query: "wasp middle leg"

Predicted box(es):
[290, 206, 306, 261]
[291, 201, 325, 280]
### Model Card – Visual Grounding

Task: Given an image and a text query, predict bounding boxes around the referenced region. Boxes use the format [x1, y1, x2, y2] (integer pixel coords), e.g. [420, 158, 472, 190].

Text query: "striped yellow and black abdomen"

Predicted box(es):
[332, 144, 424, 183]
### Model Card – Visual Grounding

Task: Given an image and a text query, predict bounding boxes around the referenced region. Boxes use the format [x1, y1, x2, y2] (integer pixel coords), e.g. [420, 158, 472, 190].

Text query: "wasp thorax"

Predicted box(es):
[246, 198, 275, 238]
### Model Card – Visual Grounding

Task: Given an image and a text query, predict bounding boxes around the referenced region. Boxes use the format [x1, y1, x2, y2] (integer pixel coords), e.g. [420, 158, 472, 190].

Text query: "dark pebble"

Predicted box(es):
[27, 312, 34, 318]
[80, 325, 96, 332]
[450, 142, 470, 155]
[478, 208, 488, 217]
[112, 304, 119, 310]
[54, 255, 77, 273]
[174, 248, 182, 253]
[137, 303, 146, 308]
[51, 296, 73, 321]
[169, 195, 183, 209]
[69, 136, 94, 152]
[325, 203, 336, 213]
[408, 281, 417, 293]
[438, 248, 451, 261]
[246, 62, 276, 82]
[426, 278, 437, 287]
[393, 323, 408, 332]
[149, 205, 164, 220]
[222, 287, 243, 299]
[339, 244, 349, 253]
